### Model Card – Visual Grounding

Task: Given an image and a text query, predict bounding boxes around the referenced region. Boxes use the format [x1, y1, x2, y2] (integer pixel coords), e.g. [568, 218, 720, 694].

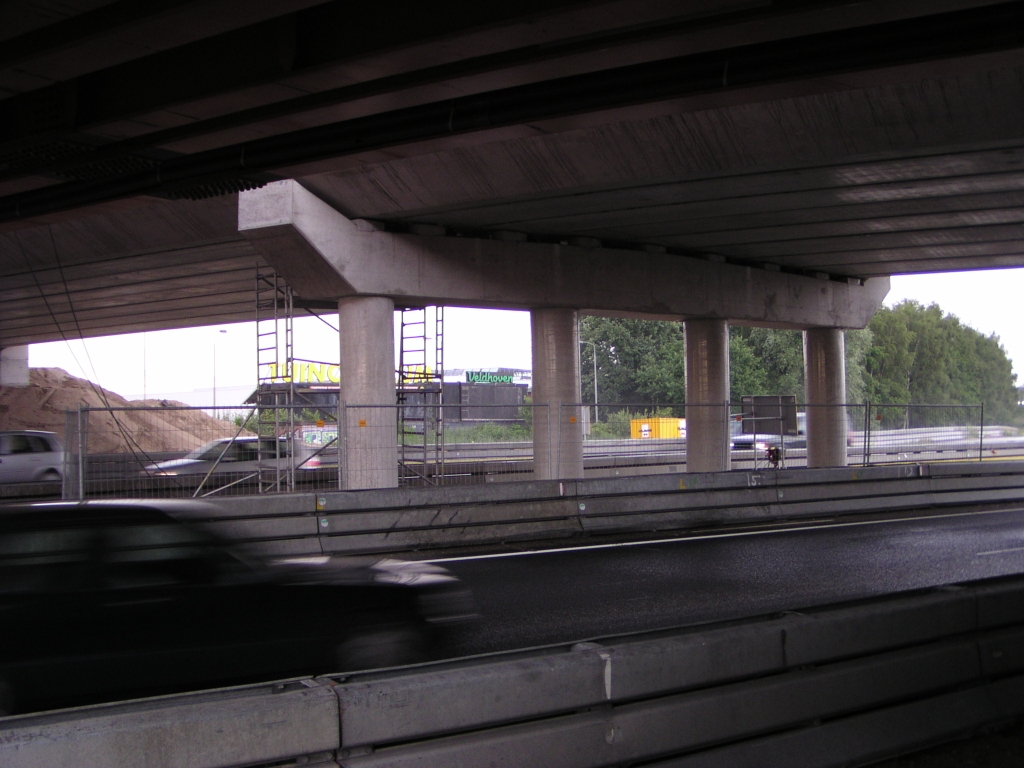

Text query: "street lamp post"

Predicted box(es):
[579, 340, 598, 424]
[213, 329, 227, 410]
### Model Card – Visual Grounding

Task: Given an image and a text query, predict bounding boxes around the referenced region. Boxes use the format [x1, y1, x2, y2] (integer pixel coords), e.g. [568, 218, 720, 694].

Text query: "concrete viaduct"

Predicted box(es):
[2, 0, 1023, 487]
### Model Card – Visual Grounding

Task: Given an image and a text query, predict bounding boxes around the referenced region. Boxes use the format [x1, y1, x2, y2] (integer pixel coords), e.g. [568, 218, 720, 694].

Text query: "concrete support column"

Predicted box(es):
[685, 319, 731, 473]
[0, 346, 29, 387]
[338, 296, 398, 489]
[531, 308, 583, 480]
[804, 328, 849, 468]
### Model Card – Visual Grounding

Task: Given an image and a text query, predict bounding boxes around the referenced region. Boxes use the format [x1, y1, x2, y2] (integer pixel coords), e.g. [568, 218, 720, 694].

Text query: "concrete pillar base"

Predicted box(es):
[685, 319, 731, 473]
[339, 297, 398, 489]
[804, 328, 848, 468]
[531, 308, 583, 480]
[0, 346, 29, 387]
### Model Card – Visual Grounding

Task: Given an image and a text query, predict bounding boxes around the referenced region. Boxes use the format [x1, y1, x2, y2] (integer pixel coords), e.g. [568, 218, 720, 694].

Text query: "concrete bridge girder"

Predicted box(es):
[238, 180, 889, 327]
[239, 180, 885, 484]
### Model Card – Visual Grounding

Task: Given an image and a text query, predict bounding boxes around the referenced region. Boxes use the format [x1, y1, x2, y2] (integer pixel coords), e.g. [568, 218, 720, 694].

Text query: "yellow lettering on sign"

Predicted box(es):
[328, 365, 340, 383]
[310, 364, 326, 383]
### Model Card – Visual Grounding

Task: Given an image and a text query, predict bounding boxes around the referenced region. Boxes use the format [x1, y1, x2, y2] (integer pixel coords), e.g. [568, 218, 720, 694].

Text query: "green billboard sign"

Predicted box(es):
[466, 370, 515, 384]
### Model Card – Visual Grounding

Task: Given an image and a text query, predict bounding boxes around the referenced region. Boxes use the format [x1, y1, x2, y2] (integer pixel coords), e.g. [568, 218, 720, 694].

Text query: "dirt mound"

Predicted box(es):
[0, 368, 249, 454]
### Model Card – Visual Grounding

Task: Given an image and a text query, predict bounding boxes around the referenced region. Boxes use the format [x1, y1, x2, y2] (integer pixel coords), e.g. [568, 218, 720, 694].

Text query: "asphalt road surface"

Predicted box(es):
[432, 507, 1024, 658]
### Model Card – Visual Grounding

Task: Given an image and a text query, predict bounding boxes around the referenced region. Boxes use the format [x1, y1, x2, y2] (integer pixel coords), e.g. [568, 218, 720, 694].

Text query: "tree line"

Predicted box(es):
[579, 300, 1020, 424]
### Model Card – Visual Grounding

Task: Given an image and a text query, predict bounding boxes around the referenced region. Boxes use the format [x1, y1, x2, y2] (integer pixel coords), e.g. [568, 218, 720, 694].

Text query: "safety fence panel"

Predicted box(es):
[575, 402, 989, 471]
[397, 403, 546, 487]
[860, 404, 985, 464]
[574, 402, 812, 472]
[62, 402, 996, 498]
[568, 402, 687, 475]
[67, 405, 342, 499]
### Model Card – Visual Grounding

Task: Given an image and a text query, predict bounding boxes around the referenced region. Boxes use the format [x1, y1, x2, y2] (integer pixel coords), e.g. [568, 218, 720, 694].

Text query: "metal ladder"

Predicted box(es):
[397, 306, 444, 485]
[255, 267, 294, 493]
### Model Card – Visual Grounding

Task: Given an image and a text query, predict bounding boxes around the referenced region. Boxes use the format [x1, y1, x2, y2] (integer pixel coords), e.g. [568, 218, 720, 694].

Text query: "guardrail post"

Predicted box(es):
[338, 401, 348, 490]
[863, 402, 871, 467]
[979, 402, 985, 461]
[77, 405, 86, 499]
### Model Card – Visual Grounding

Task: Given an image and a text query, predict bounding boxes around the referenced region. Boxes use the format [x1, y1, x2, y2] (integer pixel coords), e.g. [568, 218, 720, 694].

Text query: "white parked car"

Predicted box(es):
[0, 431, 63, 483]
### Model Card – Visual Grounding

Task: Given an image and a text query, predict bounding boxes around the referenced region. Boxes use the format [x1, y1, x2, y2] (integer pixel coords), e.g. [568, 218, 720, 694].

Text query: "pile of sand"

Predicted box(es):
[0, 368, 250, 454]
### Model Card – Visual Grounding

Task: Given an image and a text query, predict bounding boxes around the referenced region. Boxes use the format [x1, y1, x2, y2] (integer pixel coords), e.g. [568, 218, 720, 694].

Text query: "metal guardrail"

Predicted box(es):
[187, 461, 1024, 560]
[3, 575, 1023, 767]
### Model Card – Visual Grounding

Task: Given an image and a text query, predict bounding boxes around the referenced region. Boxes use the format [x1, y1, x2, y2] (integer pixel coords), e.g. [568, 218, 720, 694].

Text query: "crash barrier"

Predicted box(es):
[576, 402, 988, 470]
[61, 402, 999, 498]
[4, 574, 1024, 767]
[0, 480, 61, 500]
[178, 461, 1024, 560]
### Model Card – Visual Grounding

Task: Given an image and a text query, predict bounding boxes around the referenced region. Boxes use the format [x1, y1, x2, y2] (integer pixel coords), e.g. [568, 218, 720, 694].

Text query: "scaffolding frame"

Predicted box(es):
[255, 267, 295, 493]
[397, 306, 445, 485]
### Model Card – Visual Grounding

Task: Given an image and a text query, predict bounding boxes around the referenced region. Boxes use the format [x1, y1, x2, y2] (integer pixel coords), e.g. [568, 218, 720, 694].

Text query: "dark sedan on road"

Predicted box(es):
[0, 500, 474, 715]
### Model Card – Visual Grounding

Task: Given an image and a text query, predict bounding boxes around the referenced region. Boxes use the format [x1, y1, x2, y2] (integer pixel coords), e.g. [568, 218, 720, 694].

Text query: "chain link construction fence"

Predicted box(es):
[62, 405, 341, 499]
[59, 402, 997, 498]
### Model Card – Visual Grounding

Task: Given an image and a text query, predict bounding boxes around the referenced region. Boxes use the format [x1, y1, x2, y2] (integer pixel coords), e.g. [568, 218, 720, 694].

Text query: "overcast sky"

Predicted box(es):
[29, 268, 1021, 404]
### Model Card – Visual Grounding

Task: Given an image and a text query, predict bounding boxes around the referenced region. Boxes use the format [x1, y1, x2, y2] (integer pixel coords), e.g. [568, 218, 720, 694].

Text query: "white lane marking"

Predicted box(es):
[422, 507, 1021, 564]
[977, 546, 1024, 556]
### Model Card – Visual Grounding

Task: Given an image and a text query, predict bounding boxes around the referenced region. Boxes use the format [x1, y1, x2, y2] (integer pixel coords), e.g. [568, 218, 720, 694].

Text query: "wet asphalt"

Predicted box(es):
[433, 507, 1024, 657]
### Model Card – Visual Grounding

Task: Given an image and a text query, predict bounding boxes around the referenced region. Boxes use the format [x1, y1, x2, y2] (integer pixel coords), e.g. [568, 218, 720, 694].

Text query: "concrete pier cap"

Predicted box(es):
[0, 346, 29, 388]
[238, 180, 888, 326]
[239, 180, 888, 480]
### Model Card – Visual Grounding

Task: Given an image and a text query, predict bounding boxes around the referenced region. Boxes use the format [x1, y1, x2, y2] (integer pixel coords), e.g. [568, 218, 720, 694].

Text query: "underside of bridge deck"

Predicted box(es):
[0, 0, 1022, 346]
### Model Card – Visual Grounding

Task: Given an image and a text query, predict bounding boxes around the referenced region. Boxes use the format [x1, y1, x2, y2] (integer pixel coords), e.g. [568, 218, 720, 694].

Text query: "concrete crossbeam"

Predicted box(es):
[0, 346, 29, 387]
[239, 181, 888, 328]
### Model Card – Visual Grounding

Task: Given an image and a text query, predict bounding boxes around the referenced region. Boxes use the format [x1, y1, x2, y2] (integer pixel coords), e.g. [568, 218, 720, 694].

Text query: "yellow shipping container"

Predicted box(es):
[630, 417, 686, 439]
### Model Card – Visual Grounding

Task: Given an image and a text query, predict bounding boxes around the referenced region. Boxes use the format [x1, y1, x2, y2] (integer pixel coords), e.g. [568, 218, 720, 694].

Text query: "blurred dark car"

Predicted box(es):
[0, 500, 475, 715]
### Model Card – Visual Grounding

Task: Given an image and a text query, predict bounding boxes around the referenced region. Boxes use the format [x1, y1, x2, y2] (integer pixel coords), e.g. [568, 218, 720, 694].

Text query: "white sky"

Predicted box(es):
[28, 269, 1023, 405]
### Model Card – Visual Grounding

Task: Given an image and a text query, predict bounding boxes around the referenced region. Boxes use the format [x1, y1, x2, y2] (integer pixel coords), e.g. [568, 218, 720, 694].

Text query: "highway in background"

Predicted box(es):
[434, 507, 1024, 658]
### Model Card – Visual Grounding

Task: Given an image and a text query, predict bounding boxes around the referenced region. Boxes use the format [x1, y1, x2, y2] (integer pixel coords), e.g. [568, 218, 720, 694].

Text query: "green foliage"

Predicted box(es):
[864, 301, 1020, 424]
[445, 421, 532, 443]
[232, 408, 337, 436]
[729, 327, 804, 401]
[580, 317, 685, 405]
[577, 301, 1020, 426]
[844, 327, 873, 405]
[233, 411, 260, 433]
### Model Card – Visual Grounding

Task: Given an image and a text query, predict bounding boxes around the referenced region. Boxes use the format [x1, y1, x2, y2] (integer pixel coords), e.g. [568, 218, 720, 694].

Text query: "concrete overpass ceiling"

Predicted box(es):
[0, 0, 1019, 206]
[0, 194, 262, 346]
[303, 63, 1024, 277]
[2, 0, 1024, 346]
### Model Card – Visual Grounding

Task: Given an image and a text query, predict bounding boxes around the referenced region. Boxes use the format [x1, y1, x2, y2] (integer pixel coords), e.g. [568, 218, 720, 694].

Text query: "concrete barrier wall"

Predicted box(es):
[0, 682, 339, 768]
[4, 576, 1024, 768]
[190, 461, 1024, 558]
